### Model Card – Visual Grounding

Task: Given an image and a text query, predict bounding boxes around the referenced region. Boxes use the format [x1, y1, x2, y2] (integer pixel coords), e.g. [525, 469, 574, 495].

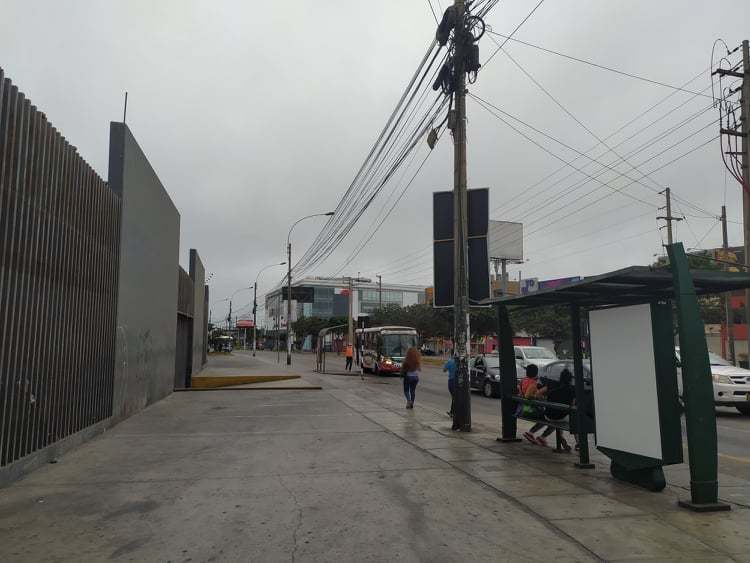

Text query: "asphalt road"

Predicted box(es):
[251, 350, 750, 482]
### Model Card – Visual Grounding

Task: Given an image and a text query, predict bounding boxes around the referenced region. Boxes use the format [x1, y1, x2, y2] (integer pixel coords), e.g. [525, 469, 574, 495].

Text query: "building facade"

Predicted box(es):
[264, 277, 427, 329]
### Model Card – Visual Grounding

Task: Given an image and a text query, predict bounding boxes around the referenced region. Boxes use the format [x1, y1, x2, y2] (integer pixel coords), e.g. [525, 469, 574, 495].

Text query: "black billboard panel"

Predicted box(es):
[433, 240, 454, 307]
[468, 188, 489, 237]
[433, 191, 454, 240]
[468, 237, 490, 303]
[433, 187, 490, 307]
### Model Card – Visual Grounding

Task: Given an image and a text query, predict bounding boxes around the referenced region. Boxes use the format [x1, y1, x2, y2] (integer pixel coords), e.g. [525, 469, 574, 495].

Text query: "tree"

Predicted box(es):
[510, 305, 572, 353]
[292, 316, 349, 349]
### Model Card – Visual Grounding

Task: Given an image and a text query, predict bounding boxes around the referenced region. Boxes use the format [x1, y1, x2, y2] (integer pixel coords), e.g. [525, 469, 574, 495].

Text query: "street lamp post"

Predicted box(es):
[228, 286, 253, 339]
[286, 211, 335, 366]
[253, 261, 286, 356]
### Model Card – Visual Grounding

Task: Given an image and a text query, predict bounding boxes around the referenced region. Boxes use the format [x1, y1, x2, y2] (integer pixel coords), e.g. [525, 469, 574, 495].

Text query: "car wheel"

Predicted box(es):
[736, 404, 750, 415]
[483, 380, 494, 398]
[374, 364, 380, 376]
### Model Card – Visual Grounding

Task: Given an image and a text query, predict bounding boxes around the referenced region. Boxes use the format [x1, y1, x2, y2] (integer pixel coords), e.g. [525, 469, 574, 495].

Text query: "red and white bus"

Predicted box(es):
[357, 326, 418, 375]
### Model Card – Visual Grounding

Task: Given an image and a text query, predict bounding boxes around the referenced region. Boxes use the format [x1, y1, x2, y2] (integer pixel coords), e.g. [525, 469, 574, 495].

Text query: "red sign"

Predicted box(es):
[236, 319, 254, 328]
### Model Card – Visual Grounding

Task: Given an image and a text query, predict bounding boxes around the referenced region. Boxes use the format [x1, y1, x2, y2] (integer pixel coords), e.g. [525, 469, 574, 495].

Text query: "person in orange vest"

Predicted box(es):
[345, 343, 353, 371]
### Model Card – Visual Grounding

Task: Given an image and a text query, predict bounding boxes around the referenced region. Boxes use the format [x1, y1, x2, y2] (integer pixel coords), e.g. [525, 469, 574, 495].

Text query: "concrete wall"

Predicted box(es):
[189, 249, 206, 374]
[109, 122, 180, 422]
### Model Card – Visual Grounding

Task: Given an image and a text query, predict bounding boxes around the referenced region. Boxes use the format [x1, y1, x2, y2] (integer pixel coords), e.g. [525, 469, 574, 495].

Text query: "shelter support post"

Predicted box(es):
[571, 304, 594, 469]
[496, 304, 520, 442]
[667, 242, 730, 511]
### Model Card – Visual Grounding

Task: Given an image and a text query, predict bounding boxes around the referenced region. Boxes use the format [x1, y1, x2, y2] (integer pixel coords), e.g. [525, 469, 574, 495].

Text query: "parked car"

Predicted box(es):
[675, 348, 750, 415]
[469, 354, 525, 398]
[540, 360, 593, 392]
[514, 345, 558, 369]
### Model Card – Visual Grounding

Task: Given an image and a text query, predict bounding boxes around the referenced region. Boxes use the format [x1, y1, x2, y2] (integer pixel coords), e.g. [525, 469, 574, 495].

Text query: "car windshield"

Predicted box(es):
[523, 347, 555, 359]
[675, 349, 731, 367]
[382, 334, 417, 358]
[484, 356, 500, 369]
[707, 352, 732, 366]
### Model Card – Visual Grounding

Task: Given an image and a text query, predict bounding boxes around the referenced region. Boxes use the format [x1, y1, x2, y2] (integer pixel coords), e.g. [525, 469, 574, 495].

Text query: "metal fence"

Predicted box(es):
[0, 68, 121, 467]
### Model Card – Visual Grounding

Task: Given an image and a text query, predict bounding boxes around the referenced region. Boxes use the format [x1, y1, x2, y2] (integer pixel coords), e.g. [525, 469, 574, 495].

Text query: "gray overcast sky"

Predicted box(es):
[2, 0, 749, 322]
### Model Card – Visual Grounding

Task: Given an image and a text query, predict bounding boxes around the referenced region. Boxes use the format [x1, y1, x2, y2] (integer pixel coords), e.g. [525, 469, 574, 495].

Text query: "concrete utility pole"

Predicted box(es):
[253, 261, 286, 357]
[657, 187, 683, 246]
[741, 40, 750, 364]
[348, 277, 354, 347]
[501, 258, 508, 294]
[451, 0, 471, 432]
[286, 212, 334, 365]
[377, 274, 382, 310]
[721, 206, 737, 365]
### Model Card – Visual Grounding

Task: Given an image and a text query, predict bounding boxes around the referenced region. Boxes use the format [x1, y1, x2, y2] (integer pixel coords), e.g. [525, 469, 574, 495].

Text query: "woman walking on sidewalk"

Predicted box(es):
[401, 347, 421, 409]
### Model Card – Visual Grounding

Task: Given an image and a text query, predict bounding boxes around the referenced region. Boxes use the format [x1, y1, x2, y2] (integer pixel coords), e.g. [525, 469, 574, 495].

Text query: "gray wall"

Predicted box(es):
[189, 249, 206, 375]
[109, 122, 180, 422]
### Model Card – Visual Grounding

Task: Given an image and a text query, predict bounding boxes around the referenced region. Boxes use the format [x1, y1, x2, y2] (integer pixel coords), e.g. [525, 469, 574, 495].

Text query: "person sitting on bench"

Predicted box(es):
[518, 363, 540, 396]
[523, 369, 575, 449]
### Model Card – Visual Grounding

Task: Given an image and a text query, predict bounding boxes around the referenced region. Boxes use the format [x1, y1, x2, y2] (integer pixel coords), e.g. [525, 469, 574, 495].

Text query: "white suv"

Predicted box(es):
[676, 347, 750, 415]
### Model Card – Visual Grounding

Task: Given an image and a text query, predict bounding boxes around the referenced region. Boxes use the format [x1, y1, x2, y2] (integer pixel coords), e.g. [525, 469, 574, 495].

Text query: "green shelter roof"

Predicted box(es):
[484, 266, 750, 310]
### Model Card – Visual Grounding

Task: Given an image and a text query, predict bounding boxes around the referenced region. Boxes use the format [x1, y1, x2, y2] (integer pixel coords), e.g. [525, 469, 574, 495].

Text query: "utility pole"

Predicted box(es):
[276, 293, 281, 363]
[377, 274, 382, 310]
[657, 187, 683, 246]
[285, 212, 334, 366]
[287, 241, 292, 365]
[741, 40, 749, 366]
[501, 258, 508, 294]
[451, 0, 471, 432]
[252, 283, 258, 356]
[348, 276, 354, 348]
[721, 206, 737, 365]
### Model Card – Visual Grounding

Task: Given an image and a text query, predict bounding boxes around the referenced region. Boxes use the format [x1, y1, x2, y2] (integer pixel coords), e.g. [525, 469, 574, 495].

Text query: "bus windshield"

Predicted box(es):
[382, 334, 417, 358]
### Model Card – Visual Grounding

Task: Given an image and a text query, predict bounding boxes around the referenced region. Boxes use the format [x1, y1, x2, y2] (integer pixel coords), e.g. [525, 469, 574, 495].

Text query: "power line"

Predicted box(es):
[290, 39, 448, 280]
[486, 65, 724, 220]
[482, 0, 547, 69]
[426, 0, 439, 24]
[487, 133, 720, 250]
[485, 31, 720, 100]
[491, 40, 709, 217]
[469, 93, 658, 207]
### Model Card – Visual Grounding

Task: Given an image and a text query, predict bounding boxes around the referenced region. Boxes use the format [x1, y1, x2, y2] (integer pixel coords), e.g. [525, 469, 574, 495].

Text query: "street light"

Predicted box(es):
[253, 261, 286, 356]
[227, 286, 253, 329]
[286, 211, 335, 365]
[209, 296, 229, 325]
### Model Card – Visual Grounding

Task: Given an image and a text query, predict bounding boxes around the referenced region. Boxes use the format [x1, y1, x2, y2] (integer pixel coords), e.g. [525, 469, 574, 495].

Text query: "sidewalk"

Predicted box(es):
[1, 353, 749, 561]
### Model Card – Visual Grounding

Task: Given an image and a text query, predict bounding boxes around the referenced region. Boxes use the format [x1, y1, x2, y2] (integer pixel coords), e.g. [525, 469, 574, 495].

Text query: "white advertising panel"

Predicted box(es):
[488, 220, 523, 261]
[589, 304, 662, 460]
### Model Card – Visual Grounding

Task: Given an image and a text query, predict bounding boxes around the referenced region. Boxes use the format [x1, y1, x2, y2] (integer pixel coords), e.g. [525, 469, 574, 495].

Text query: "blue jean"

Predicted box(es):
[403, 376, 418, 403]
[448, 379, 457, 414]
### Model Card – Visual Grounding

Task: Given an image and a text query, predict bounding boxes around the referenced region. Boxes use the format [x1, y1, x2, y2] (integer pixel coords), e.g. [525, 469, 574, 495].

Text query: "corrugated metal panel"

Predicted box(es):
[0, 69, 120, 467]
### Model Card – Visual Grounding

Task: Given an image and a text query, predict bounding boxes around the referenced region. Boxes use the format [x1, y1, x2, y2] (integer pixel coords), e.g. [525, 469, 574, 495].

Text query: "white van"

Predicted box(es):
[514, 345, 557, 369]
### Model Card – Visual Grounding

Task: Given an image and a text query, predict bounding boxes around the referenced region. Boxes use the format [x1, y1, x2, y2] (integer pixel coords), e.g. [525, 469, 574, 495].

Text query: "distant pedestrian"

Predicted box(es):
[443, 355, 457, 416]
[345, 343, 353, 371]
[401, 347, 421, 409]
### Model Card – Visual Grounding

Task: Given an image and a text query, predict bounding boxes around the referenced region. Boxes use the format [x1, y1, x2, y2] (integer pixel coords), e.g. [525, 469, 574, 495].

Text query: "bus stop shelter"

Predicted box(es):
[315, 324, 348, 374]
[487, 243, 750, 511]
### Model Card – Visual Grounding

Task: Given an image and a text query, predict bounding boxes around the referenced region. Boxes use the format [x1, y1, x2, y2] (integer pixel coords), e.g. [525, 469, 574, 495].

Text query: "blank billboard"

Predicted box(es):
[589, 304, 662, 460]
[488, 220, 523, 261]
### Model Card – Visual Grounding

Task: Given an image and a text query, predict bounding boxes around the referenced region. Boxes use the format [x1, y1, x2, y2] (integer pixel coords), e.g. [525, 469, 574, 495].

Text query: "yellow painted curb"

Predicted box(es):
[191, 375, 300, 389]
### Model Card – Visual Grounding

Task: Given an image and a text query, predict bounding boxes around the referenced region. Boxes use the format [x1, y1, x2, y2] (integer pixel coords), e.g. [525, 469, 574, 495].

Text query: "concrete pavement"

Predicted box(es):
[2, 352, 750, 561]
